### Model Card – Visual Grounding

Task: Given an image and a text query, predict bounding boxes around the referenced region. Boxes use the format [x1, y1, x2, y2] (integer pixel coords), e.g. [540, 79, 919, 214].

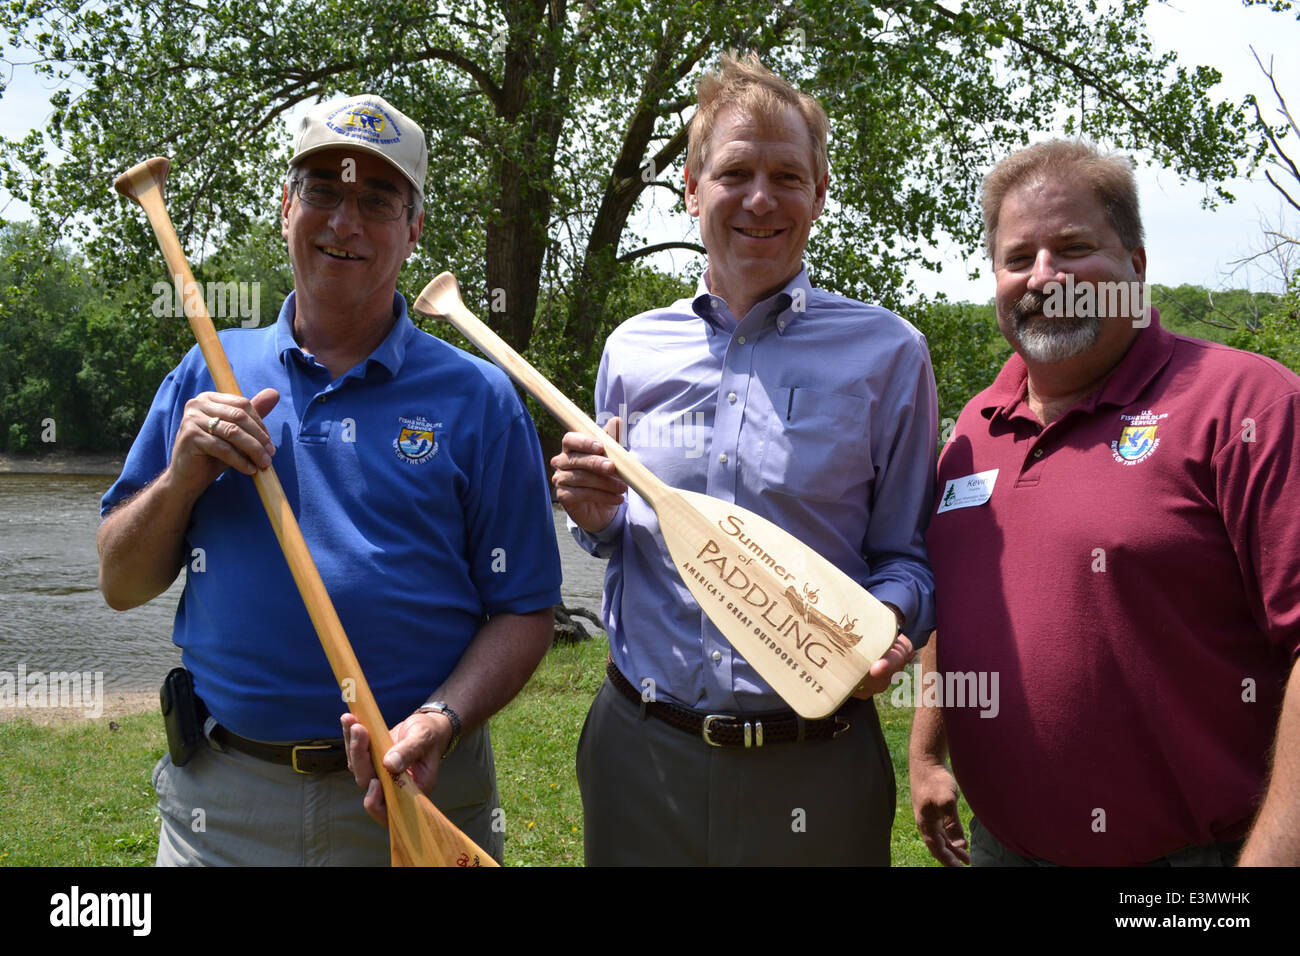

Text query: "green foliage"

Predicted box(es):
[0, 220, 174, 452]
[522, 261, 695, 447]
[0, 214, 304, 453]
[1151, 283, 1283, 345]
[1226, 274, 1300, 371]
[1150, 280, 1300, 373]
[0, 0, 1262, 394]
[909, 297, 1010, 431]
[3, 1, 1295, 450]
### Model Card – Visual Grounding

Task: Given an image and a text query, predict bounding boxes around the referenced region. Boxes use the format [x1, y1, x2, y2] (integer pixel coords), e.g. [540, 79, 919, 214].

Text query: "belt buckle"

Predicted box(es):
[291, 743, 332, 774]
[702, 714, 736, 747]
[701, 715, 764, 748]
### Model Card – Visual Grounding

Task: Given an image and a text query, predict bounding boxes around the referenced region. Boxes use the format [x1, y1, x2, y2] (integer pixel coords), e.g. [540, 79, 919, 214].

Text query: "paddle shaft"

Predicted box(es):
[116, 161, 491, 866]
[436, 296, 668, 509]
[125, 165, 393, 761]
[419, 273, 897, 718]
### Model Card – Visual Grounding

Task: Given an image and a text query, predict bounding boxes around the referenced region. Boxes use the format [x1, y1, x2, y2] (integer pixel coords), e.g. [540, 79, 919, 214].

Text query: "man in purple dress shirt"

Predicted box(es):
[551, 52, 938, 865]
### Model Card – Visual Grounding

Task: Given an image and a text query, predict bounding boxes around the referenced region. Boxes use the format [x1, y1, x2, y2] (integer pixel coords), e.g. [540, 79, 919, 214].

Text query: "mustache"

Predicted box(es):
[1011, 291, 1048, 325]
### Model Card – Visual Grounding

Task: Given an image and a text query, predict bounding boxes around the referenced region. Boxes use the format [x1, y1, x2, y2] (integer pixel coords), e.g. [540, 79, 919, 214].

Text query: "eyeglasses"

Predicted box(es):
[290, 178, 413, 222]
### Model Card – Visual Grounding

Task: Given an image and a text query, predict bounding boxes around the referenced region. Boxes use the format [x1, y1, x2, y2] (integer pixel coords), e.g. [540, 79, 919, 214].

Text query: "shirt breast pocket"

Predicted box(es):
[758, 386, 873, 504]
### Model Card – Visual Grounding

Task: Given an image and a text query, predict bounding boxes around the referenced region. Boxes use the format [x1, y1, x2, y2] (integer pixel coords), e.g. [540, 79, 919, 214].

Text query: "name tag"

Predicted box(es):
[936, 468, 998, 514]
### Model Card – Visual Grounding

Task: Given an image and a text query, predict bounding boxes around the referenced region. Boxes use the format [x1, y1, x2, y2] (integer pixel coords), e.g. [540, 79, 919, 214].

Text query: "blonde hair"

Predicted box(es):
[686, 51, 828, 182]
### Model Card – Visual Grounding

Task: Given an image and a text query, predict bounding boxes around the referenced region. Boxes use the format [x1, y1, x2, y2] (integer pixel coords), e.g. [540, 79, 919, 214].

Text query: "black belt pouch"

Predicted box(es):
[159, 666, 207, 767]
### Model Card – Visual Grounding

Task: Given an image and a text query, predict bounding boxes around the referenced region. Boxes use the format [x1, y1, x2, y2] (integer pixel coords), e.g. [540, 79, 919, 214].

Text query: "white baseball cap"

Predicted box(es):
[289, 93, 427, 197]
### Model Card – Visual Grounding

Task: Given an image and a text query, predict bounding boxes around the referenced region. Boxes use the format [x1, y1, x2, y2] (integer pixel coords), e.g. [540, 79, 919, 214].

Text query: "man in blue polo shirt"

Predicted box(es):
[98, 93, 561, 865]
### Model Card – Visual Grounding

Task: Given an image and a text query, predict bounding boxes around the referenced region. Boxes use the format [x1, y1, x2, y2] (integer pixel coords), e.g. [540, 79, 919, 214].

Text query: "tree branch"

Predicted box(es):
[1249, 46, 1300, 214]
[408, 46, 503, 111]
[1265, 170, 1300, 214]
[648, 122, 690, 181]
[924, 1, 1154, 137]
[647, 179, 686, 202]
[618, 241, 705, 262]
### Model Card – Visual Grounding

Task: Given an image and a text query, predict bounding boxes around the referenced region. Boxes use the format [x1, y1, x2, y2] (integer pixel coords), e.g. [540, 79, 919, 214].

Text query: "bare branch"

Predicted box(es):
[1250, 46, 1300, 214]
[1252, 47, 1300, 140]
[1264, 169, 1300, 213]
[618, 241, 706, 263]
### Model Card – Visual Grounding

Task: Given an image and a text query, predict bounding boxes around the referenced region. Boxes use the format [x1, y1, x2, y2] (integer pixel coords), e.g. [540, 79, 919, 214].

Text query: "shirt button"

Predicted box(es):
[736, 335, 747, 345]
[777, 320, 786, 331]
[711, 650, 722, 663]
[719, 453, 728, 464]
[1032, 448, 1043, 458]
[317, 395, 328, 403]
[711, 297, 721, 310]
[727, 392, 737, 404]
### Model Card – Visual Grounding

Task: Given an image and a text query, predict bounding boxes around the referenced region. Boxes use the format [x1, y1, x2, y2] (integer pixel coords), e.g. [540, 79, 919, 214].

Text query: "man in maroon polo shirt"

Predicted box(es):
[910, 140, 1299, 866]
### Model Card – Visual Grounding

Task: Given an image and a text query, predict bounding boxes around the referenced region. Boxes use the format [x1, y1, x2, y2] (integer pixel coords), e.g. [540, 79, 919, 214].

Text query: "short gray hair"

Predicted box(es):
[981, 140, 1143, 260]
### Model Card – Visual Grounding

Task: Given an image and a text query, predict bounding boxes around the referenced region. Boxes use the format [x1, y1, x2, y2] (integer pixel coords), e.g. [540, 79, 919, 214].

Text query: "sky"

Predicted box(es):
[1, 0, 1297, 304]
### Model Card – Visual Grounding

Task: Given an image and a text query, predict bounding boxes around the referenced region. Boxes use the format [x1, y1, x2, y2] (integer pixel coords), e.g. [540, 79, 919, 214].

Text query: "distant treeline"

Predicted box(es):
[2, 219, 1297, 453]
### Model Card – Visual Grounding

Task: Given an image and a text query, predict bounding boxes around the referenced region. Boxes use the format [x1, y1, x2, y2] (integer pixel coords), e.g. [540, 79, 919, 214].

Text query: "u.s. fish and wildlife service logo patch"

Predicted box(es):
[1111, 409, 1167, 465]
[393, 415, 441, 464]
[326, 101, 402, 149]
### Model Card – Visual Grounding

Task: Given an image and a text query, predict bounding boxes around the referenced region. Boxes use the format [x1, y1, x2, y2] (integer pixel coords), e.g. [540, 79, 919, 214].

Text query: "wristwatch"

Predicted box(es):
[415, 699, 462, 758]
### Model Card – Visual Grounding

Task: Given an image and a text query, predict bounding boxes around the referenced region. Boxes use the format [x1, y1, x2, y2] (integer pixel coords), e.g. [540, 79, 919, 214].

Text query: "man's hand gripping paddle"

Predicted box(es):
[415, 272, 900, 719]
[114, 158, 496, 867]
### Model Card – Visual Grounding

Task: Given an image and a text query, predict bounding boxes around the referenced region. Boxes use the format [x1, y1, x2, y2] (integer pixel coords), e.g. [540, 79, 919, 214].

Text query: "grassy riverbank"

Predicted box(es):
[0, 636, 959, 867]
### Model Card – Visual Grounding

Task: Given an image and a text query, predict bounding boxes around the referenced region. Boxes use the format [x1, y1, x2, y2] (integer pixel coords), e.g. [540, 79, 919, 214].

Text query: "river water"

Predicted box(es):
[0, 473, 607, 693]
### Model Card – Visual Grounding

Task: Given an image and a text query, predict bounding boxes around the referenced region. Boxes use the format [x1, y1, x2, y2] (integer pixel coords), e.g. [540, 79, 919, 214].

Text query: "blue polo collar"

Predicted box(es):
[274, 291, 416, 379]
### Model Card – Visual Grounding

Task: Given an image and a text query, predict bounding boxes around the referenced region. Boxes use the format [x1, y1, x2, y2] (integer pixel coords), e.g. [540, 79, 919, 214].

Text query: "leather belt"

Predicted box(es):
[211, 725, 349, 774]
[606, 659, 849, 747]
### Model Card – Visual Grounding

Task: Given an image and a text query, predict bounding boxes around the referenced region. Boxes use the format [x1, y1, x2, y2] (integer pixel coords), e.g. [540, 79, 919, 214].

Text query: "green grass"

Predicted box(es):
[0, 637, 969, 866]
[493, 637, 606, 866]
[0, 711, 165, 866]
[881, 684, 975, 866]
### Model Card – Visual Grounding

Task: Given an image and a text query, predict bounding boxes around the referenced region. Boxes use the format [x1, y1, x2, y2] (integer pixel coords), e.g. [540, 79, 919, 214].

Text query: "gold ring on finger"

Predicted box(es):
[206, 416, 220, 435]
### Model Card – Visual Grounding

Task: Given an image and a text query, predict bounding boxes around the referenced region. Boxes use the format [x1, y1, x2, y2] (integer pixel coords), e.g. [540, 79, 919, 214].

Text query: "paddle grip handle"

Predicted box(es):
[433, 287, 666, 507]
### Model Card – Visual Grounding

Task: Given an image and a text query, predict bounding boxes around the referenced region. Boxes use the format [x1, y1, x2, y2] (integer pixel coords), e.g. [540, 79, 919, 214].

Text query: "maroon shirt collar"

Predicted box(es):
[980, 308, 1177, 426]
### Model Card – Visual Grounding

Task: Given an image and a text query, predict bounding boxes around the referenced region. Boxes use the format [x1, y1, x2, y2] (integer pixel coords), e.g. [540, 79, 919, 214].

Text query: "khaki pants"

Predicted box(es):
[153, 722, 502, 866]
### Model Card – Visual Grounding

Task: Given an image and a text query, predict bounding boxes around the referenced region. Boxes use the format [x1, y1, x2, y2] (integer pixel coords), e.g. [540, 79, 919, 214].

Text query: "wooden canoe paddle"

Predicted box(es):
[415, 272, 899, 719]
[114, 158, 495, 867]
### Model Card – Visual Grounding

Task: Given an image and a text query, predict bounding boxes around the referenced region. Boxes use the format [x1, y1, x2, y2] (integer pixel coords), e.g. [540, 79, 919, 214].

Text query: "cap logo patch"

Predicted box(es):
[327, 103, 401, 148]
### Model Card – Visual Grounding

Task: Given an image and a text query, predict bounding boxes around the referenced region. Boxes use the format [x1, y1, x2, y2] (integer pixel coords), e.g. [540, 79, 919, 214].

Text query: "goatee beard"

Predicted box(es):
[1010, 291, 1100, 363]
